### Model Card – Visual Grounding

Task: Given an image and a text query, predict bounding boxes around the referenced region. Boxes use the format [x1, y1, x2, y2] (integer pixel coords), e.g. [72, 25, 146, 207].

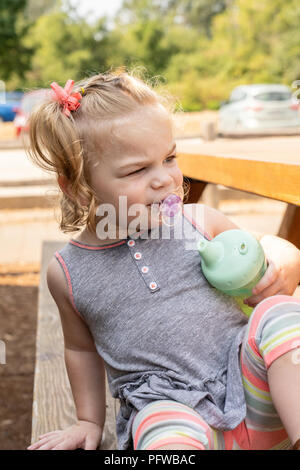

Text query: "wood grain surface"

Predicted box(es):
[31, 241, 118, 450]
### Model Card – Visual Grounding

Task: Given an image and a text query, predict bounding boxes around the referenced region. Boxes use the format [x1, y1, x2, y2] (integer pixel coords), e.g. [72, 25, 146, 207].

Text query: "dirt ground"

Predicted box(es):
[0, 267, 40, 450]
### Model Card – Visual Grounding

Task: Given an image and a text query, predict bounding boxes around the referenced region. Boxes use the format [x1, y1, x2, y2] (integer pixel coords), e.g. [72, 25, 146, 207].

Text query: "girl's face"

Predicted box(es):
[88, 104, 183, 236]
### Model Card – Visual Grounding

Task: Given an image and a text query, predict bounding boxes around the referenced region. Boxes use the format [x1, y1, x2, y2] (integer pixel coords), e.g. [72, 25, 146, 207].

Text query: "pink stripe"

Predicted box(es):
[146, 436, 205, 450]
[240, 360, 270, 392]
[69, 239, 126, 250]
[246, 335, 263, 361]
[230, 421, 251, 450]
[264, 337, 300, 369]
[55, 252, 84, 320]
[134, 410, 209, 449]
[248, 295, 300, 339]
[247, 296, 300, 360]
[246, 427, 289, 450]
[223, 429, 234, 450]
[182, 209, 212, 240]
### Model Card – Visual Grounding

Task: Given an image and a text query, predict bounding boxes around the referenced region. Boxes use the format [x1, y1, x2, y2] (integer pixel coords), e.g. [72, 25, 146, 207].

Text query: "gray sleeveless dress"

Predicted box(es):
[54, 205, 248, 450]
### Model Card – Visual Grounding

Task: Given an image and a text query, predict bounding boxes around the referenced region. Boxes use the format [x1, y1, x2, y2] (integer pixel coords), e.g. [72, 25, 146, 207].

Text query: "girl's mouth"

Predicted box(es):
[146, 200, 163, 207]
[147, 194, 182, 217]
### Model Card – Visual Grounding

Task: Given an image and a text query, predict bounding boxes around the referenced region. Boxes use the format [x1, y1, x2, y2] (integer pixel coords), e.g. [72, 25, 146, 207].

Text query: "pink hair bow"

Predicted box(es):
[50, 79, 82, 117]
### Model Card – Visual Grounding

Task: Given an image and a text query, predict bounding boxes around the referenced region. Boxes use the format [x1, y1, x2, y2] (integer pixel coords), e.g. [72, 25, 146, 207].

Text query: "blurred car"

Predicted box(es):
[0, 91, 23, 122]
[219, 84, 300, 134]
[14, 89, 51, 136]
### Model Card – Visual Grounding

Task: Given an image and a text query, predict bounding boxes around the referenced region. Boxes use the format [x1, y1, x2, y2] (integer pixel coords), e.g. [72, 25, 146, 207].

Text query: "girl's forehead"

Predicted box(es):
[89, 105, 173, 169]
[110, 106, 173, 153]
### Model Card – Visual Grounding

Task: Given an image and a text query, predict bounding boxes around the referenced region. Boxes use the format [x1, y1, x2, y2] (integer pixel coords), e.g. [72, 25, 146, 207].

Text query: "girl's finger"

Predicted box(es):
[246, 281, 284, 307]
[38, 437, 67, 451]
[52, 438, 77, 450]
[84, 434, 100, 450]
[38, 431, 62, 439]
[251, 260, 278, 295]
[28, 435, 64, 450]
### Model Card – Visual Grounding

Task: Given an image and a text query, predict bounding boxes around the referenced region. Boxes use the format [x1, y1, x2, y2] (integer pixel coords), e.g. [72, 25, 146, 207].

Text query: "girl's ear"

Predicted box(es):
[57, 175, 89, 207]
[57, 174, 73, 200]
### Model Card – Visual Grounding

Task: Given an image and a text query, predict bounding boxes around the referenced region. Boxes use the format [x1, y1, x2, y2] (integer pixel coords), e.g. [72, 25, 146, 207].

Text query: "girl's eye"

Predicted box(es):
[165, 154, 177, 163]
[127, 155, 177, 176]
[128, 167, 145, 176]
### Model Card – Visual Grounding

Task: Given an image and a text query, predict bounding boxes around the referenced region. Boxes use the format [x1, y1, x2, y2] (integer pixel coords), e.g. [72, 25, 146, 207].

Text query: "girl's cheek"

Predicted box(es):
[125, 184, 146, 206]
[174, 167, 184, 185]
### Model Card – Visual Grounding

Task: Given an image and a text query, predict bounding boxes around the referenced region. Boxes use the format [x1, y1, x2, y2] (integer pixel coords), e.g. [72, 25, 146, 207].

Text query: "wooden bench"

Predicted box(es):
[31, 241, 119, 449]
[31, 145, 300, 449]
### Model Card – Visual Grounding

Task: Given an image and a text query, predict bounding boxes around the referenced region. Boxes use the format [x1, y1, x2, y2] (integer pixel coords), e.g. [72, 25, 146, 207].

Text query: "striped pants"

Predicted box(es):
[132, 295, 300, 450]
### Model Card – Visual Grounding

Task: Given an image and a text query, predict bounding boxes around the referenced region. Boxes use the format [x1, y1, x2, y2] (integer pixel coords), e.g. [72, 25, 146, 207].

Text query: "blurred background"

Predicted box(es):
[2, 0, 300, 110]
[0, 0, 300, 449]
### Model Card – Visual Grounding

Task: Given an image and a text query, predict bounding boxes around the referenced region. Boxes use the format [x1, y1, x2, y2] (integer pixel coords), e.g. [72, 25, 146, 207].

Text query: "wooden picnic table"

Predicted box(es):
[177, 139, 300, 249]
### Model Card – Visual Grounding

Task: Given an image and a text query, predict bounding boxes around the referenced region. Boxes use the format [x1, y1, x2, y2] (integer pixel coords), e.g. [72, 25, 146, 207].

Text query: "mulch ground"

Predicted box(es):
[0, 270, 39, 450]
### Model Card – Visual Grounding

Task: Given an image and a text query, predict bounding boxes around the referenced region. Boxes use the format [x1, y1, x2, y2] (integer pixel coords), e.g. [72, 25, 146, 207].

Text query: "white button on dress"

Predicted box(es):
[149, 281, 157, 290]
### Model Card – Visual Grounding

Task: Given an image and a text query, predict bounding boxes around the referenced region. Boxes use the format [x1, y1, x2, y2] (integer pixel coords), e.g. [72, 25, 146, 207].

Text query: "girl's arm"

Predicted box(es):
[28, 257, 105, 450]
[189, 203, 300, 307]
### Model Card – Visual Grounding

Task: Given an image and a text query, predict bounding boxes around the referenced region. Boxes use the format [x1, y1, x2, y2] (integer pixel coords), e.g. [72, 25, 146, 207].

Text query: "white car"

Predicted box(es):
[219, 84, 300, 134]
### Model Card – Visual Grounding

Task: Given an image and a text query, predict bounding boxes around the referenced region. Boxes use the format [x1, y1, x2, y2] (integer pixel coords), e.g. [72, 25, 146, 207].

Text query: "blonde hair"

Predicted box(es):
[27, 68, 189, 233]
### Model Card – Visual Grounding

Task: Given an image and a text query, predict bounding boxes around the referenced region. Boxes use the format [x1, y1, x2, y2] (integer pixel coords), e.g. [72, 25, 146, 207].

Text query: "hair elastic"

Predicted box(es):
[50, 79, 82, 117]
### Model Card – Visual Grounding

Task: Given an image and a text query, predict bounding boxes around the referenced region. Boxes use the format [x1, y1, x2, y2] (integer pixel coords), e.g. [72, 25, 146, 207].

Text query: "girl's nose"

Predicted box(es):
[151, 170, 173, 190]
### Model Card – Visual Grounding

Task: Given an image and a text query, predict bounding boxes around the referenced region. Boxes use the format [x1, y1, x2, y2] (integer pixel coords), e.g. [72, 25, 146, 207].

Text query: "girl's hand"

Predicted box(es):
[244, 235, 300, 308]
[27, 420, 103, 450]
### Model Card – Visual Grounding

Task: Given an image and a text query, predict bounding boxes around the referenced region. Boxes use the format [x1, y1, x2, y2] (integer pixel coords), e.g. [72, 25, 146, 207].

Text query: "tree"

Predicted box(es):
[118, 0, 227, 37]
[0, 0, 33, 80]
[21, 10, 117, 87]
[168, 0, 227, 37]
[25, 0, 58, 20]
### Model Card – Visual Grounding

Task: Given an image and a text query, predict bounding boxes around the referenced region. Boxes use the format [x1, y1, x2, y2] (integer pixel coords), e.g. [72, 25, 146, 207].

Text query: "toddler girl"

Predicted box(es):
[27, 70, 300, 451]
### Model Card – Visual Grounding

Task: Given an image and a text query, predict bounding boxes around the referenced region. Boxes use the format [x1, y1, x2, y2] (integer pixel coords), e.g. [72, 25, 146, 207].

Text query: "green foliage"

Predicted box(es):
[167, 0, 227, 37]
[3, 0, 300, 109]
[0, 0, 33, 81]
[17, 11, 115, 88]
[24, 0, 58, 20]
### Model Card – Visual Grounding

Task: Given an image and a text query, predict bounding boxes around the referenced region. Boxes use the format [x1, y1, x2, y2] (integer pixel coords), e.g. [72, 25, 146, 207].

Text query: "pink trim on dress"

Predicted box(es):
[182, 207, 212, 240]
[54, 251, 84, 320]
[69, 239, 126, 250]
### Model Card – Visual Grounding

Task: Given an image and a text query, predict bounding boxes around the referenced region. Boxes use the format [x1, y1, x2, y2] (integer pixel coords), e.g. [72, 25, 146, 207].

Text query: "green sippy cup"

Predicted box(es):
[197, 229, 267, 318]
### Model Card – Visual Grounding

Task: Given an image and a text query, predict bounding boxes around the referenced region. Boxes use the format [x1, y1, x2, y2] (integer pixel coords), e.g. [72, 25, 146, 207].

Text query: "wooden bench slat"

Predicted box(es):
[31, 241, 118, 449]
